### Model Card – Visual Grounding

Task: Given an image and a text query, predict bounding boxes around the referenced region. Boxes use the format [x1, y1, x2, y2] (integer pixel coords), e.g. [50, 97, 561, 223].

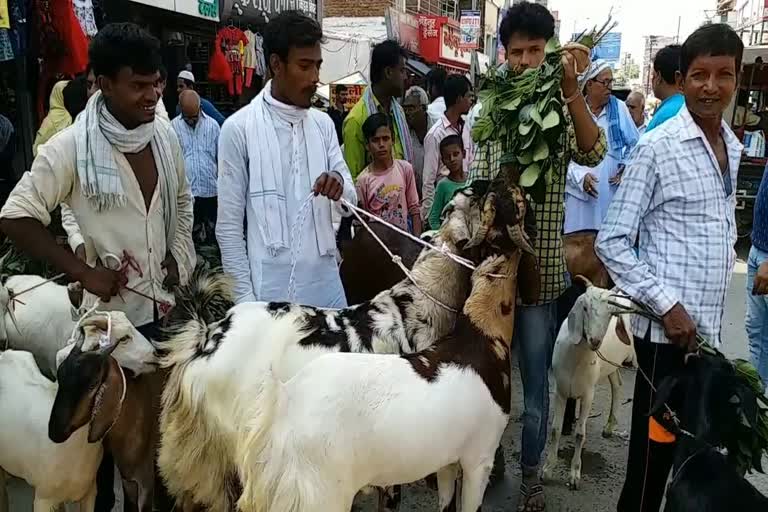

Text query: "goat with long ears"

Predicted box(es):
[543, 276, 635, 489]
[48, 268, 235, 512]
[157, 182, 539, 512]
[158, 251, 521, 512]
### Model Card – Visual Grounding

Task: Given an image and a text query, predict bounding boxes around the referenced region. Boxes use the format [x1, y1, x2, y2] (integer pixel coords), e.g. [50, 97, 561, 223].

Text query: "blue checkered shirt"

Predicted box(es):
[172, 112, 221, 198]
[595, 106, 743, 346]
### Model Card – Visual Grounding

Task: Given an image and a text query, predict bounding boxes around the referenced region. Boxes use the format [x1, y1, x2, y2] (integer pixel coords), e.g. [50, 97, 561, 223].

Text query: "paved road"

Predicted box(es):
[7, 247, 768, 511]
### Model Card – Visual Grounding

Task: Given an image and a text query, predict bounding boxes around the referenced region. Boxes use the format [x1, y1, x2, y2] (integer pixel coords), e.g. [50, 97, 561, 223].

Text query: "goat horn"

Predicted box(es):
[506, 224, 536, 255]
[574, 275, 594, 288]
[466, 193, 497, 249]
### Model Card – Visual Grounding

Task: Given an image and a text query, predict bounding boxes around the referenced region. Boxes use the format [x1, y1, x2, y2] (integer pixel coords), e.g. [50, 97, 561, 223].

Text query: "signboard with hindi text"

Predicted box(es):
[329, 84, 365, 111]
[459, 10, 481, 50]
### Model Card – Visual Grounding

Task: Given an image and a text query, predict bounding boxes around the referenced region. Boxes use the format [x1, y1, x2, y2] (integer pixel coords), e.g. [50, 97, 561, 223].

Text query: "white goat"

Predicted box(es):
[0, 313, 159, 512]
[0, 275, 157, 378]
[542, 279, 636, 489]
[157, 187, 495, 512]
[163, 252, 521, 512]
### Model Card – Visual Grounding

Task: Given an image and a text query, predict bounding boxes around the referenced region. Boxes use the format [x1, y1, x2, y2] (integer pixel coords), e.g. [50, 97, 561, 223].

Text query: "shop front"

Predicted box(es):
[418, 15, 472, 74]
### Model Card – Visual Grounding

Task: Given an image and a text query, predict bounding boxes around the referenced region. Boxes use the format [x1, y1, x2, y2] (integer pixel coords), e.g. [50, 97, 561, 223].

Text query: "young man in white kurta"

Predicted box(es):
[216, 12, 356, 309]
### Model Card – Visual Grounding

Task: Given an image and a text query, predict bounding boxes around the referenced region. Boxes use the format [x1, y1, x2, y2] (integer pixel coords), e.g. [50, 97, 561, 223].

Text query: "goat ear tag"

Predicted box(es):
[98, 332, 111, 348]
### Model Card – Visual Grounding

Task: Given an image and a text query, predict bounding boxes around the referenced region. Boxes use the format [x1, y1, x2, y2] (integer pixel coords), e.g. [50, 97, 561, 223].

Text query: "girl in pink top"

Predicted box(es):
[355, 113, 422, 235]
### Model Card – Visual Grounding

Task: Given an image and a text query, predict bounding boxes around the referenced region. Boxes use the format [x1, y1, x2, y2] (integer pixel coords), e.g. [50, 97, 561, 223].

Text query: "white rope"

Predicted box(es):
[287, 194, 315, 303]
[285, 191, 512, 313]
[339, 198, 477, 271]
[344, 198, 460, 313]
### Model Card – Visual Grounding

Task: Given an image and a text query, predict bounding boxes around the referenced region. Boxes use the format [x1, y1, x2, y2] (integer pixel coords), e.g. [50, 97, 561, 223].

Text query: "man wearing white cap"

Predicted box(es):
[176, 70, 226, 126]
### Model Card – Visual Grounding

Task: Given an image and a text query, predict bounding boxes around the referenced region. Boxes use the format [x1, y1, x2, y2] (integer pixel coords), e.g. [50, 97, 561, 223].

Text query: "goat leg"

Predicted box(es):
[460, 462, 493, 512]
[602, 372, 621, 439]
[77, 482, 97, 512]
[570, 390, 595, 490]
[542, 391, 567, 482]
[436, 464, 460, 511]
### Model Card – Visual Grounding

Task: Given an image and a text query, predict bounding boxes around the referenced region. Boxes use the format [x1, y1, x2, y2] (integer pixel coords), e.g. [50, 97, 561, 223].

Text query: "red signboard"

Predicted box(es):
[386, 7, 420, 54]
[418, 15, 471, 70]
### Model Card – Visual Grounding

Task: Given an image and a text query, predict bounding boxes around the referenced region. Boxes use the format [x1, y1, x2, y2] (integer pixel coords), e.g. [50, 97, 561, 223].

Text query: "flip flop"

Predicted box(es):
[517, 482, 546, 512]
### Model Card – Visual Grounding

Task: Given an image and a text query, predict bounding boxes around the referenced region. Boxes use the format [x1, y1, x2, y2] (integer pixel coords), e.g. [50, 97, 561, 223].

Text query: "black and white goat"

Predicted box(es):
[157, 182, 536, 512]
[650, 353, 768, 511]
[162, 250, 523, 512]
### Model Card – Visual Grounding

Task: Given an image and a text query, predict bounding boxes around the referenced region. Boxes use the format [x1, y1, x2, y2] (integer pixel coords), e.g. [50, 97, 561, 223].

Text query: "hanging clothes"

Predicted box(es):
[215, 26, 248, 96]
[72, 0, 98, 37]
[8, 0, 27, 57]
[243, 29, 257, 88]
[36, 0, 89, 120]
[254, 32, 266, 78]
[0, 0, 10, 29]
[36, 0, 88, 74]
[0, 0, 11, 61]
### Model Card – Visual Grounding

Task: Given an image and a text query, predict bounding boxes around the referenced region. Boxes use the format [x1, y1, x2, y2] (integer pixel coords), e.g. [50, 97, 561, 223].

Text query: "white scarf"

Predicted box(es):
[74, 91, 179, 250]
[246, 80, 335, 257]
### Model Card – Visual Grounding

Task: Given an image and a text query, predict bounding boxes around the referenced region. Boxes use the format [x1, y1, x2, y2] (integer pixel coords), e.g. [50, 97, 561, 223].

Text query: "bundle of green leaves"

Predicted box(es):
[471, 19, 616, 203]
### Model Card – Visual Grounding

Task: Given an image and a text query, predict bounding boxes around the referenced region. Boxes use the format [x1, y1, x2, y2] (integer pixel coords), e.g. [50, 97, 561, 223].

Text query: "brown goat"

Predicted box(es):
[48, 329, 162, 512]
[339, 221, 424, 305]
[563, 231, 613, 289]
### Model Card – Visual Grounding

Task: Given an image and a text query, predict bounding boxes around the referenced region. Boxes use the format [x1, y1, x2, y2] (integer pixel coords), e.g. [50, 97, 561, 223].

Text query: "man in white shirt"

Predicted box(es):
[426, 67, 447, 129]
[1, 22, 194, 332]
[421, 74, 473, 221]
[216, 11, 356, 308]
[596, 23, 744, 512]
[0, 23, 195, 512]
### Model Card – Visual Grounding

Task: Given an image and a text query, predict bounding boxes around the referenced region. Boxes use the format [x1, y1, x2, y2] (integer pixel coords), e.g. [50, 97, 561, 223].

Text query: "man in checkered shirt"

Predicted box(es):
[468, 3, 606, 510]
[596, 24, 744, 512]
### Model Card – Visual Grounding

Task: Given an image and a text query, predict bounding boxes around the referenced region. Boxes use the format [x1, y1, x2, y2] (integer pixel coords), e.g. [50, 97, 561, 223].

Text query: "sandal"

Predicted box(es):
[517, 482, 546, 512]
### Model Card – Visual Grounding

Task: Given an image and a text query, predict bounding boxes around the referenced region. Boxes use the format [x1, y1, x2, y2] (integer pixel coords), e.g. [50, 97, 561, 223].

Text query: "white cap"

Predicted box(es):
[178, 70, 195, 83]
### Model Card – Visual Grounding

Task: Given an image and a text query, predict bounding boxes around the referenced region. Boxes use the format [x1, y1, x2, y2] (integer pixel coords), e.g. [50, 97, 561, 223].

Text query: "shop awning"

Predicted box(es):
[407, 58, 432, 77]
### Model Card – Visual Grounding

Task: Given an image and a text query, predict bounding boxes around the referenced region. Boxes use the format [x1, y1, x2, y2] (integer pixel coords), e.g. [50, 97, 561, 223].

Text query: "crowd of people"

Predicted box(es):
[0, 1, 764, 511]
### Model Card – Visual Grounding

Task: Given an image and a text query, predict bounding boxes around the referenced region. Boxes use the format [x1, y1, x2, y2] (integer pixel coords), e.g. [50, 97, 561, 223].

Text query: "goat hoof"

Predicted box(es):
[541, 465, 554, 483]
[601, 429, 614, 439]
[569, 473, 581, 490]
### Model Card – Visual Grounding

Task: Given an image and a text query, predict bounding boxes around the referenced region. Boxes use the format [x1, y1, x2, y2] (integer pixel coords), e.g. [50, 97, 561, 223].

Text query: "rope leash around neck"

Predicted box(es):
[343, 198, 460, 313]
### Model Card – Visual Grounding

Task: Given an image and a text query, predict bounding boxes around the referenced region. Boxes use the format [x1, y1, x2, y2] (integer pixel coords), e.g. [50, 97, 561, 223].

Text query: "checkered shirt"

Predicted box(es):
[595, 106, 743, 345]
[469, 111, 607, 305]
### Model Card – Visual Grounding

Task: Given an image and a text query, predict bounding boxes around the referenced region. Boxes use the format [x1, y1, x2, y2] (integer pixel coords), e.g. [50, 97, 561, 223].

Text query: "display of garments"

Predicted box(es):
[7, 0, 27, 57]
[243, 29, 258, 87]
[215, 26, 248, 96]
[0, 0, 10, 29]
[72, 0, 97, 37]
[0, 30, 12, 61]
[37, 0, 88, 74]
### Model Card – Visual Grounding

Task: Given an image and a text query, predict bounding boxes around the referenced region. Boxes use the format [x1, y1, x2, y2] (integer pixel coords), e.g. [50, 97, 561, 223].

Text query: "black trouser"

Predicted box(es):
[617, 334, 684, 512]
[95, 320, 163, 512]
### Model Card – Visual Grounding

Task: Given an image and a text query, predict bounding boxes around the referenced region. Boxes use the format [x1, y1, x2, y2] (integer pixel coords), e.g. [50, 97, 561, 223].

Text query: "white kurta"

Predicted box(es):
[216, 104, 356, 308]
[564, 99, 640, 234]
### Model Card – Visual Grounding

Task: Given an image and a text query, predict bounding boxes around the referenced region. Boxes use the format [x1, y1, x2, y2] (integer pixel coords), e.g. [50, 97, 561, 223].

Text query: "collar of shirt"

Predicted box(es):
[677, 105, 743, 165]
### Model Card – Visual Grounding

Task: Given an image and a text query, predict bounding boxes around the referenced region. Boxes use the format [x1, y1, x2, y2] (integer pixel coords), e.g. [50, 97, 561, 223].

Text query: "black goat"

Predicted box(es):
[650, 353, 768, 511]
